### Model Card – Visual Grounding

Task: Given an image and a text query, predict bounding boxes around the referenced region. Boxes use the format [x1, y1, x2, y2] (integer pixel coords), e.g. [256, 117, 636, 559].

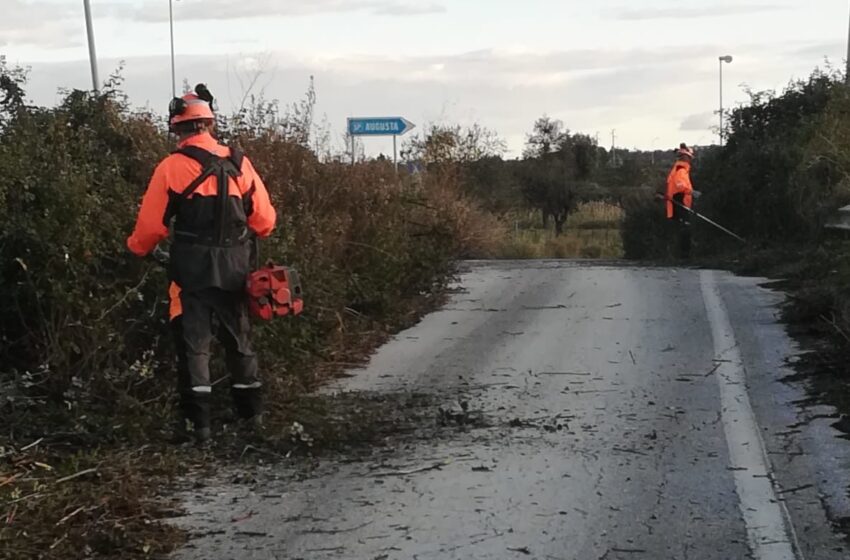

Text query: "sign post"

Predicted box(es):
[347, 117, 416, 172]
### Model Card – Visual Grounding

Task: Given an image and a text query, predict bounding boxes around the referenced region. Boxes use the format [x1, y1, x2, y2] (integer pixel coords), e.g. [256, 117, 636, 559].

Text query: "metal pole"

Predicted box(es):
[719, 58, 724, 146]
[393, 135, 398, 174]
[169, 0, 176, 97]
[610, 129, 616, 166]
[846, 2, 850, 84]
[83, 0, 99, 91]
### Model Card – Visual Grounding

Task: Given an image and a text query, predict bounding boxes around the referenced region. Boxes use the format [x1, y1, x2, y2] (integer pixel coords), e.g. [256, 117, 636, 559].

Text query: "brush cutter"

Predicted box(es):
[149, 242, 304, 321]
[245, 238, 304, 321]
[655, 193, 746, 243]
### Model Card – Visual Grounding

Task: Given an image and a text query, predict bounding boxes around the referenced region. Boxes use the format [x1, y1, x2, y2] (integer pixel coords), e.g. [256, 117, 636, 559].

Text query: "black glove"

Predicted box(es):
[151, 246, 170, 266]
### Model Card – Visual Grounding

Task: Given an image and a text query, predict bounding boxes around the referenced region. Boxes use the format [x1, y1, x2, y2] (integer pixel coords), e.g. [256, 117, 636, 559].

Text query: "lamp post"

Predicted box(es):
[719, 55, 733, 146]
[83, 0, 99, 91]
[846, 2, 850, 84]
[169, 0, 176, 97]
[611, 129, 617, 167]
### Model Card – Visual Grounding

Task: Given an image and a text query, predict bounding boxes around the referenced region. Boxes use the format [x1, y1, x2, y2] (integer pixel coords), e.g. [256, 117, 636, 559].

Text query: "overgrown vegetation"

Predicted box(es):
[0, 60, 499, 558]
[621, 68, 850, 260]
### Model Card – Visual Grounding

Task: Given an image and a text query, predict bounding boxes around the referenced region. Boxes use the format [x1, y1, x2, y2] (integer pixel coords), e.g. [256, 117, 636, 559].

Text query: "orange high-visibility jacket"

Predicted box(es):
[127, 132, 276, 257]
[666, 160, 693, 219]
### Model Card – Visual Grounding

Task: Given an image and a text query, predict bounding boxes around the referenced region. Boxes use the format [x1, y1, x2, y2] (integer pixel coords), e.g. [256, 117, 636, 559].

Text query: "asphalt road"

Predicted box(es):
[172, 260, 850, 560]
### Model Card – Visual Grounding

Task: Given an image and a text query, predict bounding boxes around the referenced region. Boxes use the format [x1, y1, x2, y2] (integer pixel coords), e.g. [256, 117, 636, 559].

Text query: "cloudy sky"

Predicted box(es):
[3, 0, 848, 156]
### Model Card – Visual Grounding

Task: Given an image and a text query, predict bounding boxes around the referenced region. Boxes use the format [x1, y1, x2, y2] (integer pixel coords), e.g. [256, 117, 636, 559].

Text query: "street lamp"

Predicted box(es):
[719, 55, 733, 146]
[169, 0, 176, 97]
[83, 0, 99, 91]
[846, 3, 850, 84]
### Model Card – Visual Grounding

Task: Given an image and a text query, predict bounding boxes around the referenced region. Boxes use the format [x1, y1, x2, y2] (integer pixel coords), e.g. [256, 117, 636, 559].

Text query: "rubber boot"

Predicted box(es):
[170, 418, 212, 445]
[232, 386, 263, 422]
[172, 393, 212, 445]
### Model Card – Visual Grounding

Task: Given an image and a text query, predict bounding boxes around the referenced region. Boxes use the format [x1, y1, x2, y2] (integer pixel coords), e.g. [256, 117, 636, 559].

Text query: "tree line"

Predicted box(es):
[402, 116, 681, 235]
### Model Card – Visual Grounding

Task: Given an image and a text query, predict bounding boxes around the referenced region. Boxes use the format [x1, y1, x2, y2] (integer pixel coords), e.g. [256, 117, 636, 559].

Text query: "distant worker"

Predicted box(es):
[127, 84, 277, 443]
[666, 143, 696, 258]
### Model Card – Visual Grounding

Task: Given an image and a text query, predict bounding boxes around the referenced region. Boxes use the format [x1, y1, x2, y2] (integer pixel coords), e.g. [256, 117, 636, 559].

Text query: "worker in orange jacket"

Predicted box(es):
[666, 143, 695, 258]
[127, 84, 276, 443]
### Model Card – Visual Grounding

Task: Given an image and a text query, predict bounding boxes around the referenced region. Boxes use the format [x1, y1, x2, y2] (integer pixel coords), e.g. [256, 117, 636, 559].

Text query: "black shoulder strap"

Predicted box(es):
[174, 147, 220, 200]
[175, 145, 243, 174]
[229, 148, 244, 173]
[172, 146, 244, 201]
[174, 146, 217, 168]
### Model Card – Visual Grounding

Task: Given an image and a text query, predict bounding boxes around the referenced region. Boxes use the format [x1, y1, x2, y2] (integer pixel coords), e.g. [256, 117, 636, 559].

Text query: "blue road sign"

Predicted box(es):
[348, 117, 415, 137]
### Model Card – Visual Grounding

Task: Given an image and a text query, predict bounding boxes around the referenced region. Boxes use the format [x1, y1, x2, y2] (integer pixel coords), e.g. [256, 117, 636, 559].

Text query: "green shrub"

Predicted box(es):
[694, 69, 845, 249]
[620, 188, 673, 260]
[0, 75, 171, 435]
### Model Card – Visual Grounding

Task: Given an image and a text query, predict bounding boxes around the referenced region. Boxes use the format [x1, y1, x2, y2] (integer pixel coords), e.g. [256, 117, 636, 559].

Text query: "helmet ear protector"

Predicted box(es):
[194, 83, 214, 106]
[168, 96, 187, 122]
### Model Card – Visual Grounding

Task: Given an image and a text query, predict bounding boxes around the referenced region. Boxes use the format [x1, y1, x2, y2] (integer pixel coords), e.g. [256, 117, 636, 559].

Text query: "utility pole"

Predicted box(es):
[83, 0, 99, 91]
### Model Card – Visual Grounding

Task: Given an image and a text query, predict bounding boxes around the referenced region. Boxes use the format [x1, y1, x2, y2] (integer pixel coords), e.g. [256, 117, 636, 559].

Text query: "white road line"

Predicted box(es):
[700, 270, 801, 560]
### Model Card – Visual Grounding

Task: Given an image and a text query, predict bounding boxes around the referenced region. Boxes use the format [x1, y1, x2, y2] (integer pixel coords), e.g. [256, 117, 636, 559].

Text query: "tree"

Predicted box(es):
[403, 123, 506, 166]
[519, 119, 601, 235]
[523, 115, 569, 159]
[566, 133, 598, 179]
[518, 157, 576, 235]
[463, 156, 522, 212]
[0, 57, 27, 129]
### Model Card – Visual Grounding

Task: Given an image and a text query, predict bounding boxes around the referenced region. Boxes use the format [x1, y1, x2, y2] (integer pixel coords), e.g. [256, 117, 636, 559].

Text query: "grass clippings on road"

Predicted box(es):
[0, 292, 451, 560]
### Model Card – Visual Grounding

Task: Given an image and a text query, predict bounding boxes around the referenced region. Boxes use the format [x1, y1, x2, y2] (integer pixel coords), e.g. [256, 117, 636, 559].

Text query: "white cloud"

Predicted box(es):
[16, 46, 725, 155]
[372, 2, 446, 15]
[5, 1, 845, 155]
[0, 0, 81, 48]
[680, 111, 716, 132]
[128, 0, 446, 22]
[309, 47, 718, 86]
[614, 3, 789, 21]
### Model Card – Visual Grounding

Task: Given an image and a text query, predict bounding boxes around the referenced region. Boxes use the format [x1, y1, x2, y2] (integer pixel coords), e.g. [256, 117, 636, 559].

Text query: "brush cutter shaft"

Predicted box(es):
[661, 194, 746, 243]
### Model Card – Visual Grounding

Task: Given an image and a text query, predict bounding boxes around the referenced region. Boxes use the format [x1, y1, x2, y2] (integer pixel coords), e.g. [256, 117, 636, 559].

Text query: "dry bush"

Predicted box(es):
[568, 201, 624, 230]
[0, 67, 501, 558]
[496, 202, 623, 260]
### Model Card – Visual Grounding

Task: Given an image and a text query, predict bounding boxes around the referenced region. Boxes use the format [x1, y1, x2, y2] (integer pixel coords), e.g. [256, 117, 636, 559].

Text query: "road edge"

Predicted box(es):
[700, 269, 802, 560]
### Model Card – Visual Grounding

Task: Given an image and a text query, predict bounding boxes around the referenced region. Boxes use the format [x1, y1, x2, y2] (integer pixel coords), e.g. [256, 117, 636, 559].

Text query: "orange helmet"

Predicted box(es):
[677, 143, 695, 159]
[169, 84, 215, 126]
